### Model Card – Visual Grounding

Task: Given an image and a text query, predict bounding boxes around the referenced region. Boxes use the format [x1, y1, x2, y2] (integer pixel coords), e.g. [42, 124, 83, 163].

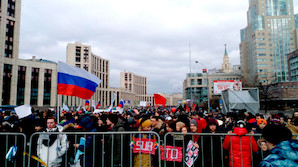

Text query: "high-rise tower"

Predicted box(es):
[240, 0, 296, 85]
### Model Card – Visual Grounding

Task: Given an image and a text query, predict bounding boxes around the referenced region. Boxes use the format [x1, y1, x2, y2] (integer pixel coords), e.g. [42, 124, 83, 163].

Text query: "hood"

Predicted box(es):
[233, 127, 248, 136]
[271, 140, 298, 162]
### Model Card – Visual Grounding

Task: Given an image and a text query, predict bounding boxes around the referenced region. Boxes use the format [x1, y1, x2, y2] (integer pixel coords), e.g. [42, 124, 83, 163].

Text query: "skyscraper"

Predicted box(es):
[240, 0, 296, 85]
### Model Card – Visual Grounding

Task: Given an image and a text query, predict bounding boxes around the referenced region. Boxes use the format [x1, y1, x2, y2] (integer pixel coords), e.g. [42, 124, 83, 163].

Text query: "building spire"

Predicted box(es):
[225, 44, 227, 55]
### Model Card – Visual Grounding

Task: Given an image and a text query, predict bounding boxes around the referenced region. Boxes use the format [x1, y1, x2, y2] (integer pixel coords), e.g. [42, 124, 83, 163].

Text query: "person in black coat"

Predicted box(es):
[202, 118, 226, 167]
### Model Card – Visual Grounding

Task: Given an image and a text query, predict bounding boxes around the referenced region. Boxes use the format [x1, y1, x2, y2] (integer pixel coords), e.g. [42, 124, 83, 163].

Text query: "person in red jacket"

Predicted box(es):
[223, 120, 259, 167]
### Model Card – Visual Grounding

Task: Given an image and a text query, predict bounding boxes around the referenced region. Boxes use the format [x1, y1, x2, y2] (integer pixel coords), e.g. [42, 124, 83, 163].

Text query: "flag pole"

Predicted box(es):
[57, 95, 60, 123]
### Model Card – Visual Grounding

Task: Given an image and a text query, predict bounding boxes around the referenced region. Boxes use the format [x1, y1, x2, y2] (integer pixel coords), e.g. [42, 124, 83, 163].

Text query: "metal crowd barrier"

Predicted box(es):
[28, 131, 161, 167]
[0, 132, 296, 167]
[164, 132, 266, 167]
[0, 133, 26, 167]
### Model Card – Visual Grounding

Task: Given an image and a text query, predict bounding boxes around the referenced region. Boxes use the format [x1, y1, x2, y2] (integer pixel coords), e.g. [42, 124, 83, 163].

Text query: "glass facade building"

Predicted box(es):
[240, 0, 296, 85]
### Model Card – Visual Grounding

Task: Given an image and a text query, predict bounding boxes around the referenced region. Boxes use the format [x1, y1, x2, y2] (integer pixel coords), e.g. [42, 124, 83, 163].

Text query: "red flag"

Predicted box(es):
[186, 103, 189, 113]
[154, 94, 167, 106]
[192, 103, 196, 110]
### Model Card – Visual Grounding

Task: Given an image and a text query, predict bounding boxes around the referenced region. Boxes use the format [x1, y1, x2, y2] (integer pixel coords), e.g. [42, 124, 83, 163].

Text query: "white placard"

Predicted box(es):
[14, 104, 32, 119]
[139, 101, 147, 107]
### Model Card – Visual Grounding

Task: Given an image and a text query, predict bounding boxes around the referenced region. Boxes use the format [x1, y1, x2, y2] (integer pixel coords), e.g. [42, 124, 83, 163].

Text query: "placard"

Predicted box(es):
[14, 104, 32, 119]
[185, 140, 199, 167]
[160, 145, 183, 162]
[133, 138, 157, 155]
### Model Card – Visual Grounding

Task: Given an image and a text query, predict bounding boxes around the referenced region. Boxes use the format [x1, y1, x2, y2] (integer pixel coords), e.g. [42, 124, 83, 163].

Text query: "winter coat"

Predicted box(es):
[222, 127, 258, 167]
[37, 125, 68, 167]
[258, 140, 298, 167]
[105, 120, 125, 166]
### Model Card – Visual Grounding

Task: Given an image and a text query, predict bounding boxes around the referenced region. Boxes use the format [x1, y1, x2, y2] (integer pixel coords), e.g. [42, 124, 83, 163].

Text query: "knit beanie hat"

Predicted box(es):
[190, 119, 198, 127]
[108, 114, 118, 125]
[257, 119, 267, 126]
[79, 115, 94, 130]
[141, 118, 152, 128]
[176, 121, 185, 129]
[236, 120, 246, 128]
[127, 117, 136, 125]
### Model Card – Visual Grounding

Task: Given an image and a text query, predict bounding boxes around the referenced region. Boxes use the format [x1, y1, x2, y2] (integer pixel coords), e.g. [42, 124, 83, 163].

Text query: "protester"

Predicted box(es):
[74, 114, 97, 167]
[105, 114, 125, 166]
[223, 120, 259, 167]
[132, 118, 157, 167]
[286, 117, 298, 140]
[37, 116, 68, 167]
[203, 118, 225, 167]
[2, 105, 298, 167]
[258, 124, 297, 167]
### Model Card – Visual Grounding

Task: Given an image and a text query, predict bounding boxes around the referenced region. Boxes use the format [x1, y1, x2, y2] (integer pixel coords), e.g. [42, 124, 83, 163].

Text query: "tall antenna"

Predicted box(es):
[189, 41, 192, 101]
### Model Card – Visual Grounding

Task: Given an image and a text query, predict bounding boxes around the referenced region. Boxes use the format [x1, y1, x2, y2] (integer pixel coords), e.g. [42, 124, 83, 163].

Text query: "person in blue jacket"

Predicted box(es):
[258, 124, 298, 167]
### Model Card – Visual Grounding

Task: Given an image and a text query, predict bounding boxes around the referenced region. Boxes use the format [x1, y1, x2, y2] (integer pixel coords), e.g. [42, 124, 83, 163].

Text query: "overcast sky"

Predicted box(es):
[19, 0, 298, 94]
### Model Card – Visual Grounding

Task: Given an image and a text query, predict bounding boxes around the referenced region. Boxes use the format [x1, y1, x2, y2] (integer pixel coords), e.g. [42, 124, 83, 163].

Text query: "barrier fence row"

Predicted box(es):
[1, 132, 295, 167]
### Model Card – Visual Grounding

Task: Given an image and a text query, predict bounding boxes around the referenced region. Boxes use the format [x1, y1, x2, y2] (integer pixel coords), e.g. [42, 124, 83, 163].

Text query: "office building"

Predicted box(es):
[288, 50, 298, 81]
[0, 0, 58, 107]
[64, 42, 119, 108]
[240, 0, 296, 85]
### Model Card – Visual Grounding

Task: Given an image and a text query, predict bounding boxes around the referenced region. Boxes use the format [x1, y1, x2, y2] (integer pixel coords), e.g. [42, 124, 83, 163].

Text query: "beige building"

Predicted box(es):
[119, 71, 182, 107]
[64, 42, 120, 108]
[0, 0, 58, 108]
[240, 0, 296, 85]
[183, 72, 242, 103]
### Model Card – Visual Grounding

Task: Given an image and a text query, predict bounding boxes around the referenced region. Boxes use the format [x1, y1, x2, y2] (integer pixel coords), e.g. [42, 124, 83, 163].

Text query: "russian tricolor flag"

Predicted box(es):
[118, 99, 124, 108]
[85, 100, 89, 109]
[57, 61, 101, 99]
[96, 100, 101, 109]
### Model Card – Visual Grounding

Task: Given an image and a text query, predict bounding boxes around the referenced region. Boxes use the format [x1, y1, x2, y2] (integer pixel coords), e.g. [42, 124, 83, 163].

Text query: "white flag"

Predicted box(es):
[107, 92, 117, 112]
[76, 105, 81, 111]
[62, 103, 69, 112]
[92, 99, 96, 109]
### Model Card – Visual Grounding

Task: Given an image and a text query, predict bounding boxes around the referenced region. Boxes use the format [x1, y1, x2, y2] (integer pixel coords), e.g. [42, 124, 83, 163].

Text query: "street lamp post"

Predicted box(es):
[195, 61, 210, 111]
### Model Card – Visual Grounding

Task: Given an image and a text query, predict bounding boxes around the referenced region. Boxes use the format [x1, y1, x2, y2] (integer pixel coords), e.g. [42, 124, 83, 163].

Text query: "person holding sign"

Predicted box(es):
[131, 118, 158, 167]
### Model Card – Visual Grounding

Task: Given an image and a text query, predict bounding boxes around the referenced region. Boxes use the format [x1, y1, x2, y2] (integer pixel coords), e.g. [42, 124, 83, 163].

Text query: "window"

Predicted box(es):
[43, 69, 52, 105]
[7, 0, 15, 17]
[30, 68, 39, 105]
[2, 64, 12, 105]
[17, 66, 26, 105]
[5, 19, 15, 58]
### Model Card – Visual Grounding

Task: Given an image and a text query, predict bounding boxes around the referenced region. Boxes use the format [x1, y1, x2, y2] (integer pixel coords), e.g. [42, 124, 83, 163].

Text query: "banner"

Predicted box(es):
[213, 80, 242, 95]
[133, 138, 156, 155]
[185, 140, 199, 167]
[160, 145, 183, 162]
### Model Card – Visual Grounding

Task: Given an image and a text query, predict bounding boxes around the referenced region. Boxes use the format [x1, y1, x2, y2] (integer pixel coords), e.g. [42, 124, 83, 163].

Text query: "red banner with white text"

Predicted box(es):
[160, 145, 183, 162]
[133, 138, 157, 155]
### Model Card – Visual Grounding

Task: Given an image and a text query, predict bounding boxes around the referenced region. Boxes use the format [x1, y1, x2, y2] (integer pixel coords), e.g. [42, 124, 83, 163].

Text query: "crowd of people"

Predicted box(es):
[0, 106, 297, 167]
